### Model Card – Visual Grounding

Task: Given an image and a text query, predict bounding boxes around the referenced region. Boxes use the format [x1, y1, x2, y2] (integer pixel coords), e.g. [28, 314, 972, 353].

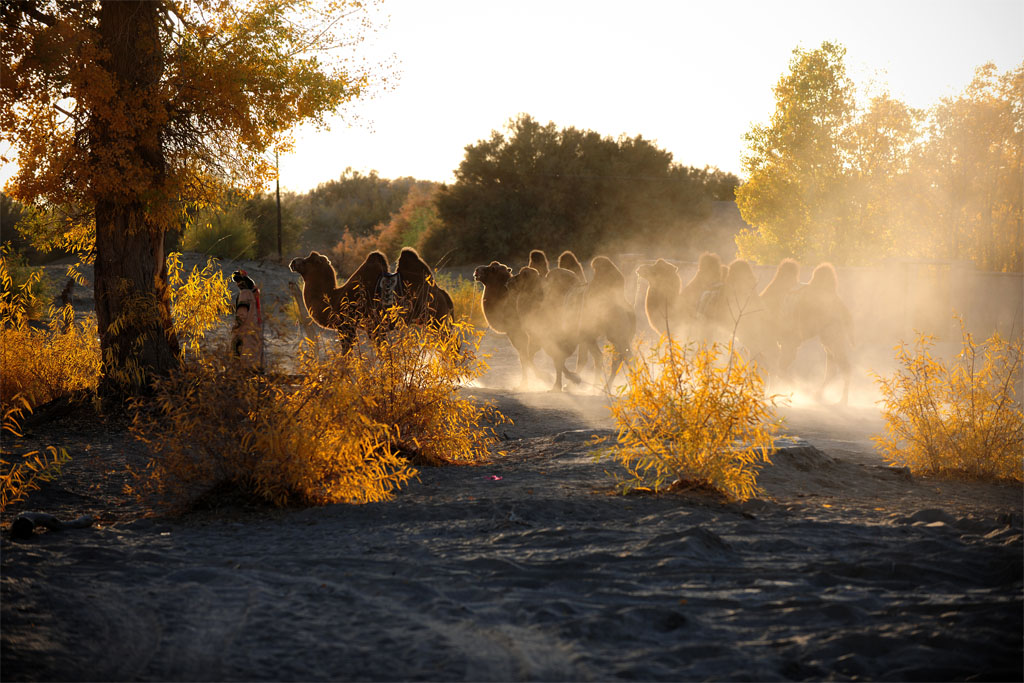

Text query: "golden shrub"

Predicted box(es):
[130, 308, 506, 510]
[435, 273, 486, 327]
[600, 337, 781, 501]
[873, 320, 1023, 481]
[166, 252, 233, 359]
[1, 249, 100, 412]
[1, 396, 71, 512]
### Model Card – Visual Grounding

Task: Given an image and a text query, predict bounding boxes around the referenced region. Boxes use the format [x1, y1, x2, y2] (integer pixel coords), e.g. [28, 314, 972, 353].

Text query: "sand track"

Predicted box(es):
[2, 257, 1021, 681]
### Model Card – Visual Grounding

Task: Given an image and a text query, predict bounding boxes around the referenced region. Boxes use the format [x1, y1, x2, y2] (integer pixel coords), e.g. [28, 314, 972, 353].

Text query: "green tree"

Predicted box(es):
[298, 168, 419, 250]
[434, 114, 714, 265]
[2, 0, 386, 397]
[244, 191, 305, 260]
[735, 42, 857, 264]
[914, 63, 1023, 271]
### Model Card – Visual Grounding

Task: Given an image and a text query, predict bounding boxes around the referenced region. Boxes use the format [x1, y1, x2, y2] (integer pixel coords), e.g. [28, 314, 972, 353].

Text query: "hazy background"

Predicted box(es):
[278, 0, 1024, 192]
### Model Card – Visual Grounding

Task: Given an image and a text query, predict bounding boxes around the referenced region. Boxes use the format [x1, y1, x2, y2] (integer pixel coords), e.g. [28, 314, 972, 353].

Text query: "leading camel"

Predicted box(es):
[774, 261, 855, 406]
[290, 250, 389, 351]
[290, 248, 454, 351]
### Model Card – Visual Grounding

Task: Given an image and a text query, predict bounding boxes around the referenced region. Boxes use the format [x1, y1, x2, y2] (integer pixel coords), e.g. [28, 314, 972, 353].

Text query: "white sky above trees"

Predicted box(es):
[279, 0, 1024, 192]
[2, 0, 1021, 195]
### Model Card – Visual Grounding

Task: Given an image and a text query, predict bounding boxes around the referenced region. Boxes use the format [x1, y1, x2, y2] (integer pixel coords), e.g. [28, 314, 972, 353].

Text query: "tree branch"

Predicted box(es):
[14, 0, 56, 27]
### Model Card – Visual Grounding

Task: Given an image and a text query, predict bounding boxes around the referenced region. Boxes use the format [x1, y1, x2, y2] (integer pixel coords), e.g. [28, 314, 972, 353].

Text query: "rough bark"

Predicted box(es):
[92, 0, 178, 399]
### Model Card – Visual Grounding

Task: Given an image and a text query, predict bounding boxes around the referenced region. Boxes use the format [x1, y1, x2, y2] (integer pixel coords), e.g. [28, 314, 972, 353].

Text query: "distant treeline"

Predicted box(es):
[4, 114, 732, 274]
[162, 115, 738, 273]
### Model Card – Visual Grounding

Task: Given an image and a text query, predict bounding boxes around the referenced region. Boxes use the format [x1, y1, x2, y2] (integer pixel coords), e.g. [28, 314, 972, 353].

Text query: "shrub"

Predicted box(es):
[1, 249, 100, 412]
[130, 309, 506, 510]
[435, 273, 485, 327]
[0, 396, 71, 512]
[0, 243, 52, 323]
[600, 338, 781, 501]
[166, 252, 233, 359]
[872, 320, 1023, 481]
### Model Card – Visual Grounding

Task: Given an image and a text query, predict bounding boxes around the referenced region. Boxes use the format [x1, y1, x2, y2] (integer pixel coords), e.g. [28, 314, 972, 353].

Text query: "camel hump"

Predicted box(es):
[528, 249, 550, 276]
[558, 250, 586, 281]
[697, 251, 723, 275]
[591, 256, 626, 291]
[808, 262, 838, 293]
[398, 247, 434, 283]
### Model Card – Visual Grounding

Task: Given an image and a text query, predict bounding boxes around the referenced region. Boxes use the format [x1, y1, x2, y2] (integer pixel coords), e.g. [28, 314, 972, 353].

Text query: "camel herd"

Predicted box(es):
[288, 246, 855, 404]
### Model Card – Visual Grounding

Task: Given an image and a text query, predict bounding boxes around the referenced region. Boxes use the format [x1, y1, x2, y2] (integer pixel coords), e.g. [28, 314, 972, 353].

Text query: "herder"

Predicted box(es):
[231, 269, 264, 369]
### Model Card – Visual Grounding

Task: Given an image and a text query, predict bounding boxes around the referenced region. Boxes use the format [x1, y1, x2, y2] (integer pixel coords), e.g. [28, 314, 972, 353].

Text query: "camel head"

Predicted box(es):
[289, 251, 338, 291]
[637, 258, 680, 292]
[474, 261, 514, 288]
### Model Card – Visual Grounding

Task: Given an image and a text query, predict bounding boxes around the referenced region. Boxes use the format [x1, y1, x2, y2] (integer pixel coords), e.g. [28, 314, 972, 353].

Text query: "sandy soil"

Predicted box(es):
[1, 257, 1021, 681]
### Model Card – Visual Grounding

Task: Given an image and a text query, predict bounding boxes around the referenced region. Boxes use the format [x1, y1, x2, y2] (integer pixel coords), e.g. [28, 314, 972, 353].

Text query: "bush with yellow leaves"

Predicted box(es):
[1, 396, 71, 512]
[0, 248, 100, 413]
[600, 337, 781, 502]
[873, 320, 1023, 481]
[130, 308, 506, 510]
[435, 272, 486, 327]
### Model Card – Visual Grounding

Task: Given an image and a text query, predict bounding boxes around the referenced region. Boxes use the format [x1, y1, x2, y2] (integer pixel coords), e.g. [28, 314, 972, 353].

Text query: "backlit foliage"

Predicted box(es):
[3, 0, 390, 395]
[0, 248, 100, 412]
[0, 396, 71, 513]
[737, 43, 1022, 271]
[873, 320, 1023, 481]
[166, 252, 232, 360]
[130, 309, 506, 510]
[601, 338, 781, 502]
[435, 273, 486, 327]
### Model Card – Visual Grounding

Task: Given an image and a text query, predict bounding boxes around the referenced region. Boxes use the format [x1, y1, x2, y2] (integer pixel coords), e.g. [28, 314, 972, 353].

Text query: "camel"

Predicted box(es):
[773, 261, 855, 405]
[509, 266, 583, 392]
[473, 260, 542, 387]
[577, 256, 636, 391]
[290, 248, 454, 351]
[681, 252, 724, 322]
[289, 250, 389, 350]
[528, 249, 550, 278]
[636, 258, 685, 337]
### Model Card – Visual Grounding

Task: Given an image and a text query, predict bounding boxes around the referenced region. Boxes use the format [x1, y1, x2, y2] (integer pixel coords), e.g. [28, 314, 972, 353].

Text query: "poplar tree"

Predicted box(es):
[1, 0, 385, 396]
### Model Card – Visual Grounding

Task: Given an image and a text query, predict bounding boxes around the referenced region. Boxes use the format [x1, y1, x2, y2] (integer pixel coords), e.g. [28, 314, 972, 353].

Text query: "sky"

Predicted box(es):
[278, 0, 1024, 193]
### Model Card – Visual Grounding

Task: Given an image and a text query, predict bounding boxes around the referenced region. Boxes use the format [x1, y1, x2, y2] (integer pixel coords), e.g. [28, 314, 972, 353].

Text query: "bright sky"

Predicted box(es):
[279, 0, 1024, 193]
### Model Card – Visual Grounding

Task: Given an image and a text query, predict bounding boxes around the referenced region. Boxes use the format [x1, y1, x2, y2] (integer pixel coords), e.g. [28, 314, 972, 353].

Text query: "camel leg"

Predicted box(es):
[581, 339, 603, 385]
[550, 363, 564, 392]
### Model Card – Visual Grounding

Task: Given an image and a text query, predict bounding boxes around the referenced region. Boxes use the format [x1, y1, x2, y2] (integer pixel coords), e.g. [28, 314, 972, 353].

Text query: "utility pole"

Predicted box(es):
[275, 150, 283, 261]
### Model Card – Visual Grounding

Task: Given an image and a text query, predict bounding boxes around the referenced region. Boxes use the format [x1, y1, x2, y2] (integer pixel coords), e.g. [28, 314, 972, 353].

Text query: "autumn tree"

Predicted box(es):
[1, 0, 385, 397]
[913, 63, 1023, 271]
[735, 42, 859, 264]
[736, 41, 1022, 271]
[433, 114, 716, 265]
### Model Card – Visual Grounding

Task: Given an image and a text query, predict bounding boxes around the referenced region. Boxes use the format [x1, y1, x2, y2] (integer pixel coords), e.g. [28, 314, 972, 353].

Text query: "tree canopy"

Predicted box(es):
[1, 0, 388, 396]
[430, 114, 733, 265]
[736, 41, 1022, 271]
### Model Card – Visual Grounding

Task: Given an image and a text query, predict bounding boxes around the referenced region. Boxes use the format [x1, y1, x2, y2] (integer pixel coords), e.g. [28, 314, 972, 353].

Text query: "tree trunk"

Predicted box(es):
[92, 0, 179, 399]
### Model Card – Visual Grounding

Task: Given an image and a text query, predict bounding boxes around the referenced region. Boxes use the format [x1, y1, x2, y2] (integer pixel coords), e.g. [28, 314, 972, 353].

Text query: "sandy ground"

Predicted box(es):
[1, 257, 1021, 681]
